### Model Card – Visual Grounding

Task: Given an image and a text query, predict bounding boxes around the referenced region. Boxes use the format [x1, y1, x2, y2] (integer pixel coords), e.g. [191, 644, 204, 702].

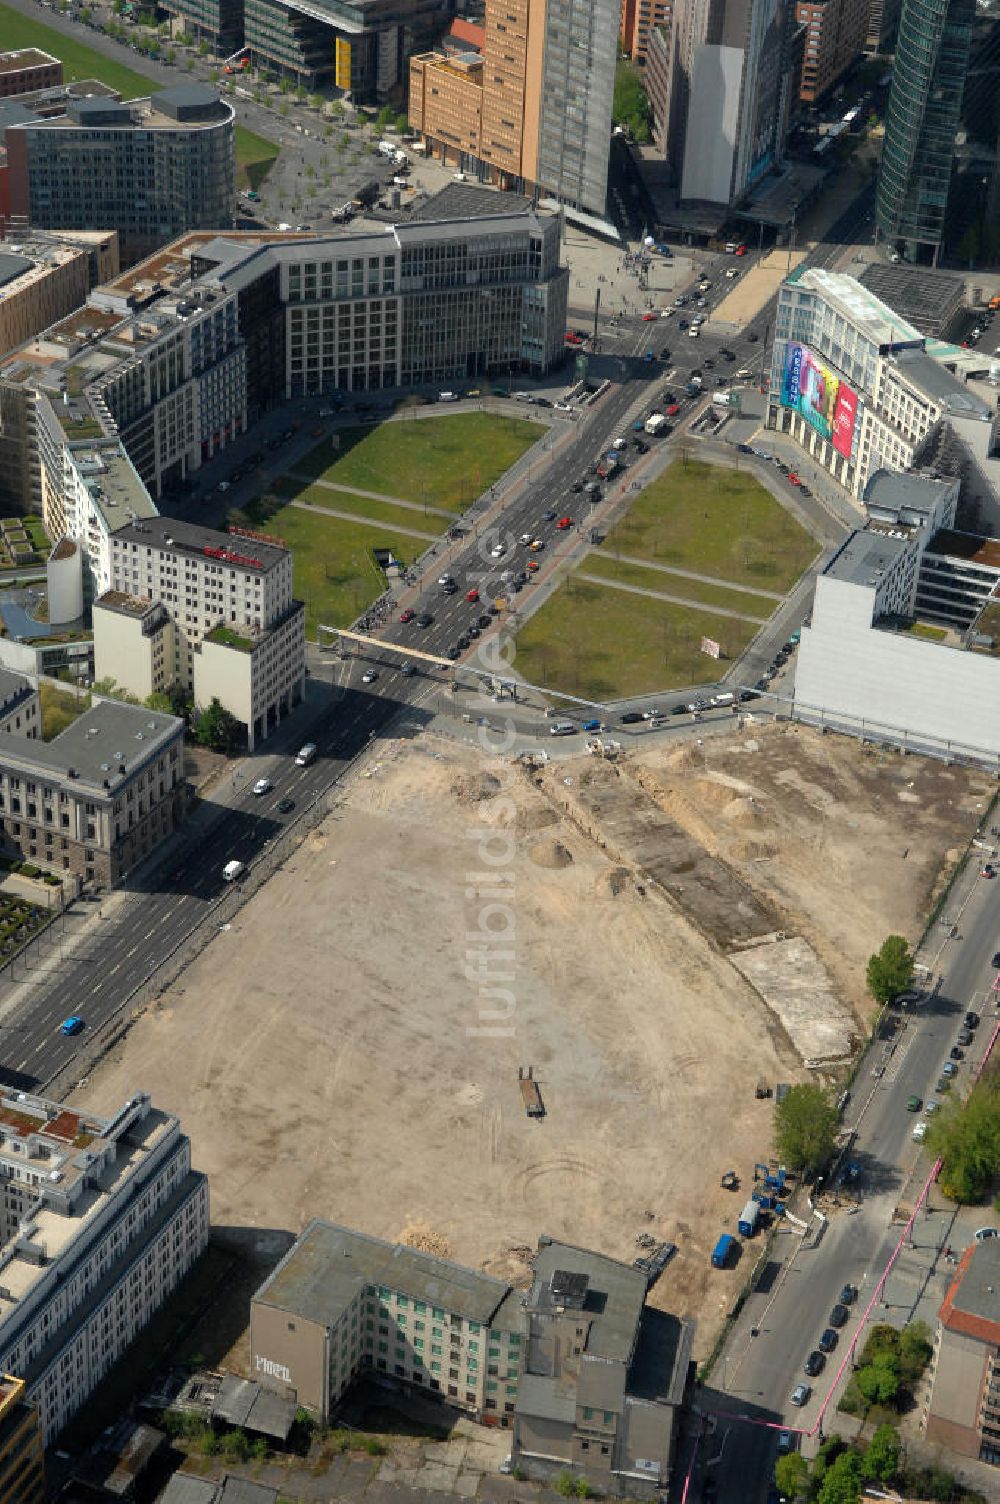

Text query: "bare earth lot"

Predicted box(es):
[74, 723, 992, 1356]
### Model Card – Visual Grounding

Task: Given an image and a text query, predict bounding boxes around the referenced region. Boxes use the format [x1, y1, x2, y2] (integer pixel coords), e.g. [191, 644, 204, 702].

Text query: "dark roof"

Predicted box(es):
[628, 1308, 692, 1406]
[863, 469, 955, 516]
[211, 1376, 296, 1440]
[0, 252, 30, 289]
[528, 1239, 647, 1364]
[0, 698, 182, 793]
[939, 1238, 1000, 1342]
[0, 100, 35, 136]
[859, 262, 965, 337]
[112, 516, 288, 573]
[409, 182, 534, 222]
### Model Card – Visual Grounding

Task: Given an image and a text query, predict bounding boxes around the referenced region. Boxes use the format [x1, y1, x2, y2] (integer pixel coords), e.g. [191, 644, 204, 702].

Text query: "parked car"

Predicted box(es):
[804, 1350, 826, 1377]
[790, 1382, 811, 1407]
[818, 1328, 839, 1354]
[621, 711, 644, 724]
[399, 608, 415, 623]
[965, 1010, 980, 1028]
[361, 670, 378, 684]
[828, 1304, 849, 1328]
[906, 1095, 922, 1112]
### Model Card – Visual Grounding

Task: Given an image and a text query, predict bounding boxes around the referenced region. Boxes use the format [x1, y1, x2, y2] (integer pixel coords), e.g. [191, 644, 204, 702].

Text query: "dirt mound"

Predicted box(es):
[596, 867, 632, 897]
[452, 772, 503, 805]
[398, 1220, 453, 1259]
[722, 796, 764, 827]
[727, 839, 777, 863]
[529, 839, 574, 870]
[515, 805, 559, 836]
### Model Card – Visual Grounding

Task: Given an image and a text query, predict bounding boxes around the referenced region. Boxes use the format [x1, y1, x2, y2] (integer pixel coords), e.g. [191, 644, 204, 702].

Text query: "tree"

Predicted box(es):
[194, 698, 241, 754]
[612, 61, 652, 144]
[775, 1452, 809, 1499]
[928, 1066, 1000, 1202]
[897, 1321, 932, 1385]
[855, 1354, 900, 1406]
[165, 46, 176, 64]
[866, 934, 915, 1005]
[774, 1083, 839, 1172]
[862, 1423, 900, 1484]
[816, 1450, 863, 1504]
[395, 112, 409, 134]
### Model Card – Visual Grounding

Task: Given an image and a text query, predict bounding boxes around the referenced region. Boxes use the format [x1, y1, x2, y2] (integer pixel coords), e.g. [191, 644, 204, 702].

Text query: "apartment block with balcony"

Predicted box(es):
[0, 1091, 208, 1444]
[926, 1237, 1000, 1464]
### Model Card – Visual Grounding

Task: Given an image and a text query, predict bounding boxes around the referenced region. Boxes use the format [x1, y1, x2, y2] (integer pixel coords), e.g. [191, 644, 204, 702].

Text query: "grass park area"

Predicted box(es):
[294, 412, 539, 513]
[604, 458, 818, 591]
[514, 578, 761, 700]
[514, 457, 818, 699]
[0, 3, 157, 97]
[235, 125, 279, 191]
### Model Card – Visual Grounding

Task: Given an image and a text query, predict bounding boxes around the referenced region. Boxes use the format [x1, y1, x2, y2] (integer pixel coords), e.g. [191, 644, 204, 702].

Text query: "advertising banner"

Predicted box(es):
[831, 384, 859, 459]
[781, 342, 860, 458]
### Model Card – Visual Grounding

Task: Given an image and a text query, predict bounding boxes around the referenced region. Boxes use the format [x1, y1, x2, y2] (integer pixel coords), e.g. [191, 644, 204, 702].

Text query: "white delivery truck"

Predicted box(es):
[711, 391, 732, 406]
[223, 860, 245, 882]
[645, 413, 668, 436]
[295, 742, 317, 766]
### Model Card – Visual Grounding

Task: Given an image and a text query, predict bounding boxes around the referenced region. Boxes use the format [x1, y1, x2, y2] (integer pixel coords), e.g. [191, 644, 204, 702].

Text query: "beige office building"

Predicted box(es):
[925, 1238, 1000, 1465]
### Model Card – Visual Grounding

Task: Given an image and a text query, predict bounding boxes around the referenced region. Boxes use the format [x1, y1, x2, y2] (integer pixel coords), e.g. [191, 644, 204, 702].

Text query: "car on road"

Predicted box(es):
[478, 614, 493, 629]
[490, 544, 505, 558]
[438, 573, 453, 586]
[992, 951, 1000, 968]
[675, 295, 687, 306]
[937, 1074, 953, 1092]
[790, 1382, 811, 1407]
[747, 332, 759, 342]
[277, 798, 295, 813]
[400, 663, 416, 677]
[913, 1121, 928, 1142]
[906, 1095, 922, 1111]
[678, 318, 689, 330]
[621, 711, 644, 724]
[818, 1327, 839, 1354]
[958, 1028, 973, 1046]
[447, 646, 460, 660]
[950, 1046, 964, 1061]
[571, 481, 583, 491]
[556, 516, 572, 530]
[828, 1303, 849, 1328]
[543, 509, 558, 521]
[804, 1350, 826, 1377]
[361, 670, 378, 684]
[703, 357, 715, 369]
[966, 1010, 980, 1028]
[839, 1284, 857, 1306]
[466, 589, 480, 603]
[735, 244, 748, 255]
[788, 472, 801, 486]
[253, 777, 273, 796]
[416, 612, 433, 627]
[975, 1226, 999, 1242]
[527, 559, 539, 572]
[642, 312, 657, 321]
[799, 485, 812, 497]
[61, 1015, 85, 1036]
[981, 865, 995, 879]
[399, 608, 415, 623]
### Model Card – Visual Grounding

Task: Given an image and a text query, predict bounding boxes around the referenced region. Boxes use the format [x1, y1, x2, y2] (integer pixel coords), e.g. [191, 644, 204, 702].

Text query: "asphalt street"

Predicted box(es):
[690, 858, 1000, 1503]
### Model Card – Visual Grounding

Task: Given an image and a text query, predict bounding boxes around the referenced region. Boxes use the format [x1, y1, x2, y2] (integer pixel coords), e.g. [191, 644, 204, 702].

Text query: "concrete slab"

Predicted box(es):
[730, 934, 858, 1066]
[710, 250, 807, 332]
[454, 1472, 481, 1497]
[418, 1462, 462, 1491]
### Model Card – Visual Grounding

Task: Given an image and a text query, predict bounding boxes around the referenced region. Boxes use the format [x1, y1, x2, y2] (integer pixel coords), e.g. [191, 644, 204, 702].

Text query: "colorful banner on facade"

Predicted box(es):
[781, 342, 861, 459]
[831, 383, 859, 459]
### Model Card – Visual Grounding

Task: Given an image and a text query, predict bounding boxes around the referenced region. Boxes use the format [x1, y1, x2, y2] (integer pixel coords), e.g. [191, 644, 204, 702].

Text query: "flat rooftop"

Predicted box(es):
[859, 262, 964, 336]
[864, 469, 957, 518]
[825, 528, 909, 587]
[891, 348, 992, 418]
[112, 515, 287, 572]
[254, 1220, 514, 1330]
[71, 446, 158, 533]
[940, 1238, 1000, 1341]
[925, 529, 1000, 571]
[529, 1239, 646, 1364]
[787, 267, 925, 349]
[0, 696, 181, 794]
[0, 1093, 175, 1326]
[0, 49, 59, 75]
[409, 182, 533, 222]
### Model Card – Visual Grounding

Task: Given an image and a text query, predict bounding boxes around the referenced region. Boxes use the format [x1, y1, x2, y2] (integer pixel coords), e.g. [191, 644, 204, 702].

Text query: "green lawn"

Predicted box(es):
[296, 413, 539, 511]
[276, 480, 442, 534]
[235, 124, 279, 190]
[604, 460, 818, 591]
[513, 578, 759, 700]
[258, 504, 423, 632]
[583, 554, 777, 620]
[0, 4, 158, 96]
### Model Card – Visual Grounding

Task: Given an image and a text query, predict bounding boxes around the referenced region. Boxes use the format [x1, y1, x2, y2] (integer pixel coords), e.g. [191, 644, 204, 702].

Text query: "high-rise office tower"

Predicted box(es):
[875, 0, 975, 263]
[409, 0, 618, 218]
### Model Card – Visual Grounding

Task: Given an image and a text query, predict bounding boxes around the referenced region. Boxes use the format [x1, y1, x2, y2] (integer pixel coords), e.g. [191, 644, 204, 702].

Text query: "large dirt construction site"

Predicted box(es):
[75, 722, 992, 1355]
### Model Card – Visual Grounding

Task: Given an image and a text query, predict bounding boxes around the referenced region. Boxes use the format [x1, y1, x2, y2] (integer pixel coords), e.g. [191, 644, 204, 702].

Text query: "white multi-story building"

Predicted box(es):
[95, 516, 305, 749]
[768, 267, 998, 503]
[0, 1090, 208, 1444]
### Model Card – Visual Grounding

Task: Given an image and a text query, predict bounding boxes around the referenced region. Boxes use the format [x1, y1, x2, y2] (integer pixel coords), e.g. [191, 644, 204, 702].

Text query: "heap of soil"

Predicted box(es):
[452, 772, 503, 805]
[398, 1220, 453, 1259]
[596, 867, 632, 897]
[529, 839, 574, 870]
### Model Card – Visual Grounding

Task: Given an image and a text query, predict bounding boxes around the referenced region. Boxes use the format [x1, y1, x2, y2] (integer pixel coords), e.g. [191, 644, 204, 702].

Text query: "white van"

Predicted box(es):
[713, 691, 735, 707]
[736, 367, 752, 379]
[295, 742, 317, 767]
[223, 860, 245, 882]
[549, 722, 577, 736]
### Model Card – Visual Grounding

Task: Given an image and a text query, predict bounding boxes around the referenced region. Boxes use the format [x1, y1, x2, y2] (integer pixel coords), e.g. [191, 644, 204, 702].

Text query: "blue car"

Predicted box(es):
[582, 719, 602, 732]
[60, 1015, 84, 1036]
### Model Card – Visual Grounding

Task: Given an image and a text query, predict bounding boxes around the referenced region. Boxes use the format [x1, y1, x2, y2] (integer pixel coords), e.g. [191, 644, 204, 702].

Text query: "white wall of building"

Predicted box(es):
[796, 572, 1000, 760]
[681, 46, 743, 203]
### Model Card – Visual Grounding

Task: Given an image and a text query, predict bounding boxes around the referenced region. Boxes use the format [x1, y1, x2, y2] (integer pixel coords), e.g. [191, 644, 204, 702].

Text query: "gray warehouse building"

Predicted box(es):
[250, 1225, 692, 1498]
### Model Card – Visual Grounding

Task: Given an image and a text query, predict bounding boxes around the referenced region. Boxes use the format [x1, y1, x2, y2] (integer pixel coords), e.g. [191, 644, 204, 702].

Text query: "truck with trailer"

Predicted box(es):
[519, 1066, 545, 1119]
[738, 1199, 760, 1237]
[712, 1233, 736, 1268]
[645, 413, 669, 435]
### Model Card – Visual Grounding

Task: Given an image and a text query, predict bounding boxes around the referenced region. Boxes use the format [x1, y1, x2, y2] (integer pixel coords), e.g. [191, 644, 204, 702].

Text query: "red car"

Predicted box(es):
[565, 330, 582, 345]
[527, 559, 539, 572]
[466, 588, 479, 603]
[556, 516, 572, 530]
[735, 244, 748, 256]
[666, 403, 680, 416]
[399, 607, 415, 623]
[788, 472, 801, 486]
[642, 312, 658, 321]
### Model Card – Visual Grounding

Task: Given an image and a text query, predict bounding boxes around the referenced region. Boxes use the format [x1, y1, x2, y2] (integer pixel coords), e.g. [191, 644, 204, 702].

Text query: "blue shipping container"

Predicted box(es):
[711, 1233, 735, 1268]
[738, 1200, 760, 1237]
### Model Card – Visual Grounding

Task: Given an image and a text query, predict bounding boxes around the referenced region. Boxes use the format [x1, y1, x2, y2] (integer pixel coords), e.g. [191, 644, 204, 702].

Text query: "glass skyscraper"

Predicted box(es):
[876, 0, 975, 263]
